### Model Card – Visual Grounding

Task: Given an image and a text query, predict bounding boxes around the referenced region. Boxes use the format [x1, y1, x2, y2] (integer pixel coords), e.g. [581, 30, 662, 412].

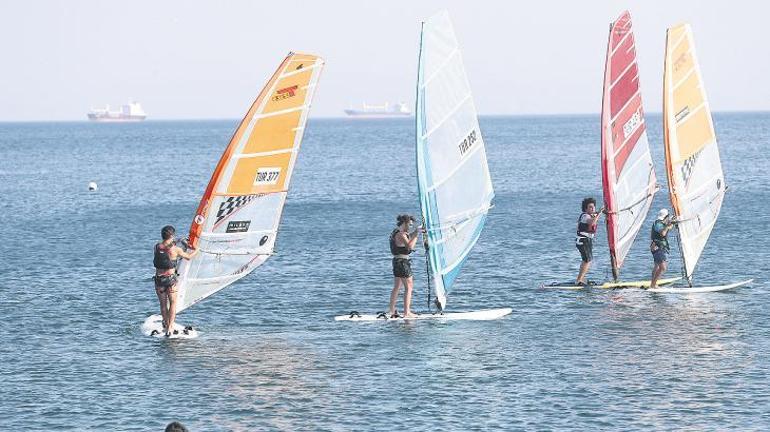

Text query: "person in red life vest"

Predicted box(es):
[387, 214, 424, 318]
[575, 197, 605, 285]
[153, 225, 198, 336]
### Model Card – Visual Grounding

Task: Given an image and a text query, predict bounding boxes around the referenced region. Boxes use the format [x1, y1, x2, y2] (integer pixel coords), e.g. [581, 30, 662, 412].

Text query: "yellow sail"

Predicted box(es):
[178, 52, 324, 313]
[662, 24, 725, 282]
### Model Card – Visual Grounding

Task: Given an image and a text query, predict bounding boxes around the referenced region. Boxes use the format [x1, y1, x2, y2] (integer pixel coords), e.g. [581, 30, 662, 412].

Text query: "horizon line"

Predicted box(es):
[2, 109, 769, 124]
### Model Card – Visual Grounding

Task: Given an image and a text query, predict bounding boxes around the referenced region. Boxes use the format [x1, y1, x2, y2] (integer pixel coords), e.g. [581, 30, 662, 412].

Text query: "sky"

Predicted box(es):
[1, 0, 768, 121]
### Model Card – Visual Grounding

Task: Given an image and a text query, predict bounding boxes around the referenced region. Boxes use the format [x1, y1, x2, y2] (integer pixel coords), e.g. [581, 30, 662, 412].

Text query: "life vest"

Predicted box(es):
[389, 229, 412, 256]
[650, 220, 670, 252]
[576, 212, 597, 239]
[153, 242, 178, 270]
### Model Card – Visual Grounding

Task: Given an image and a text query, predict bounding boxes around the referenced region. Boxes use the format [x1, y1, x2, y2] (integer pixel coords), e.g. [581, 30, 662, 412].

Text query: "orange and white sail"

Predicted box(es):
[663, 24, 724, 282]
[176, 52, 324, 312]
[601, 11, 657, 281]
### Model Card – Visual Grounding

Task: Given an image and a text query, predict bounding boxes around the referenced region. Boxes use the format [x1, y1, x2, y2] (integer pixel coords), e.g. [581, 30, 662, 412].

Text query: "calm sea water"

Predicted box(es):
[1, 114, 768, 431]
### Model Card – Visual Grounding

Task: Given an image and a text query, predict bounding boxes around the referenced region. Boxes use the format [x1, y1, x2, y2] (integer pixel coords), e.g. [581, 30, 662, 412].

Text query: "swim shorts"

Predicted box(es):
[652, 248, 668, 264]
[576, 236, 593, 263]
[154, 274, 178, 292]
[392, 257, 413, 278]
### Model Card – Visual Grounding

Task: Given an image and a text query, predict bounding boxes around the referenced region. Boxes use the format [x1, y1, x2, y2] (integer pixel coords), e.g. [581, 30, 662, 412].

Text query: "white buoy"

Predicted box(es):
[88, 181, 98, 191]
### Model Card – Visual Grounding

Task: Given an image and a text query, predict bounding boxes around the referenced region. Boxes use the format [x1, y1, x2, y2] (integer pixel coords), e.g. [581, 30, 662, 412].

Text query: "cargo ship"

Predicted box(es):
[344, 102, 411, 118]
[87, 101, 147, 122]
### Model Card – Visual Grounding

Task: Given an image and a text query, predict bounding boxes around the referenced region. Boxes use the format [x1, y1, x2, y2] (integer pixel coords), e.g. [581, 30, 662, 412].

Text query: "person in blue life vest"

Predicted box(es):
[649, 208, 677, 289]
[154, 225, 198, 336]
[388, 214, 424, 318]
[575, 197, 605, 285]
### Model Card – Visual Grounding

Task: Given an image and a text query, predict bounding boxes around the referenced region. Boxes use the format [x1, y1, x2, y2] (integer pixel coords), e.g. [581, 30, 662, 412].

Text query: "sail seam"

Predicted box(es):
[610, 88, 641, 124]
[432, 219, 471, 246]
[439, 224, 482, 275]
[199, 249, 272, 256]
[186, 273, 256, 284]
[200, 229, 276, 239]
[430, 203, 492, 233]
[610, 28, 633, 57]
[255, 105, 309, 120]
[669, 30, 688, 52]
[672, 67, 696, 91]
[279, 63, 320, 79]
[213, 190, 288, 197]
[679, 172, 722, 199]
[421, 48, 459, 88]
[676, 101, 707, 126]
[611, 185, 655, 214]
[427, 136, 484, 192]
[609, 58, 638, 89]
[422, 93, 472, 139]
[235, 148, 295, 159]
[611, 118, 645, 158]
[615, 157, 653, 187]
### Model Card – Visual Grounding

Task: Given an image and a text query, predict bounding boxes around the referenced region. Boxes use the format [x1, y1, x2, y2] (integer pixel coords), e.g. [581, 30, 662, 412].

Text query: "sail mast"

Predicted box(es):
[601, 21, 619, 281]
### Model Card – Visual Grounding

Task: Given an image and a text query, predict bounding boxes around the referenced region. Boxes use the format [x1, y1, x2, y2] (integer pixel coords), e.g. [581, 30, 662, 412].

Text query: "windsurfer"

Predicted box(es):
[388, 214, 424, 318]
[649, 209, 676, 289]
[153, 225, 198, 336]
[575, 197, 604, 285]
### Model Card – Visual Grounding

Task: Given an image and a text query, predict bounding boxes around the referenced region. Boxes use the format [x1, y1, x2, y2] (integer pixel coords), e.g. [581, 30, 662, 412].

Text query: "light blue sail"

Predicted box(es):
[416, 11, 494, 310]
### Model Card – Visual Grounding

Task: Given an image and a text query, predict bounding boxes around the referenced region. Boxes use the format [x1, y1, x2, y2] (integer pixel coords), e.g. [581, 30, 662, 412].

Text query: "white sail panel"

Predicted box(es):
[416, 11, 494, 310]
[177, 53, 324, 312]
[663, 24, 724, 281]
[601, 11, 657, 279]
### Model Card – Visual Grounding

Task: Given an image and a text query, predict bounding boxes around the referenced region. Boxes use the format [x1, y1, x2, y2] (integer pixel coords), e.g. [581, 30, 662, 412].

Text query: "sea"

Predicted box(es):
[1, 114, 768, 431]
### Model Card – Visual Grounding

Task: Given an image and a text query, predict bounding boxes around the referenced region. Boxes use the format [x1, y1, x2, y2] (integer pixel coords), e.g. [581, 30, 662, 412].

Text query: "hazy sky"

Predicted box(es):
[1, 0, 768, 121]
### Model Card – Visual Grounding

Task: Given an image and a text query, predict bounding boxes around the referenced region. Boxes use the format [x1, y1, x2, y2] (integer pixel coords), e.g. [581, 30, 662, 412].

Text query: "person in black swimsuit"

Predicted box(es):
[387, 214, 423, 318]
[154, 225, 198, 336]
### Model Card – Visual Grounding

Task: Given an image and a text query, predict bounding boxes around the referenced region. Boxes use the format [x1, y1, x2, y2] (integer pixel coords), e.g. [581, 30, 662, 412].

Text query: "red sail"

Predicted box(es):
[600, 11, 657, 280]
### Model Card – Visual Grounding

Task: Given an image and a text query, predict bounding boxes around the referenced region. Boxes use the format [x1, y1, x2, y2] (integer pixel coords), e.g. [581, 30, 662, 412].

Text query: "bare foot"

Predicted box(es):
[404, 311, 419, 318]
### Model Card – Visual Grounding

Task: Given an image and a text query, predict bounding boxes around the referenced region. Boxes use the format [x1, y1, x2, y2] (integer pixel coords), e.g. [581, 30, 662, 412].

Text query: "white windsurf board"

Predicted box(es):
[335, 308, 512, 322]
[647, 279, 753, 293]
[142, 314, 199, 339]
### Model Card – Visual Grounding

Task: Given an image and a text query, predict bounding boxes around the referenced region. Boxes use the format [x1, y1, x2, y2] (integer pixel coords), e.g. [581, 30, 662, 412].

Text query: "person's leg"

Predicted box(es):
[577, 260, 590, 284]
[404, 276, 416, 317]
[576, 239, 591, 284]
[650, 263, 660, 289]
[155, 286, 168, 328]
[650, 253, 666, 289]
[388, 277, 402, 316]
[166, 285, 178, 335]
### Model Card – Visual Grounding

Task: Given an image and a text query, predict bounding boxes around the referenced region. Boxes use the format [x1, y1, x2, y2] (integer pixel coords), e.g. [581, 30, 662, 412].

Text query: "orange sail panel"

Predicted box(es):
[177, 52, 324, 313]
[663, 24, 724, 282]
[600, 11, 657, 280]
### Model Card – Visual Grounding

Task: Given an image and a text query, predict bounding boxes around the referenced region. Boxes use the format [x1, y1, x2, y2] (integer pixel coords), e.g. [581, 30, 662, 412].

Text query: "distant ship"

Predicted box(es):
[344, 102, 411, 118]
[87, 101, 147, 122]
